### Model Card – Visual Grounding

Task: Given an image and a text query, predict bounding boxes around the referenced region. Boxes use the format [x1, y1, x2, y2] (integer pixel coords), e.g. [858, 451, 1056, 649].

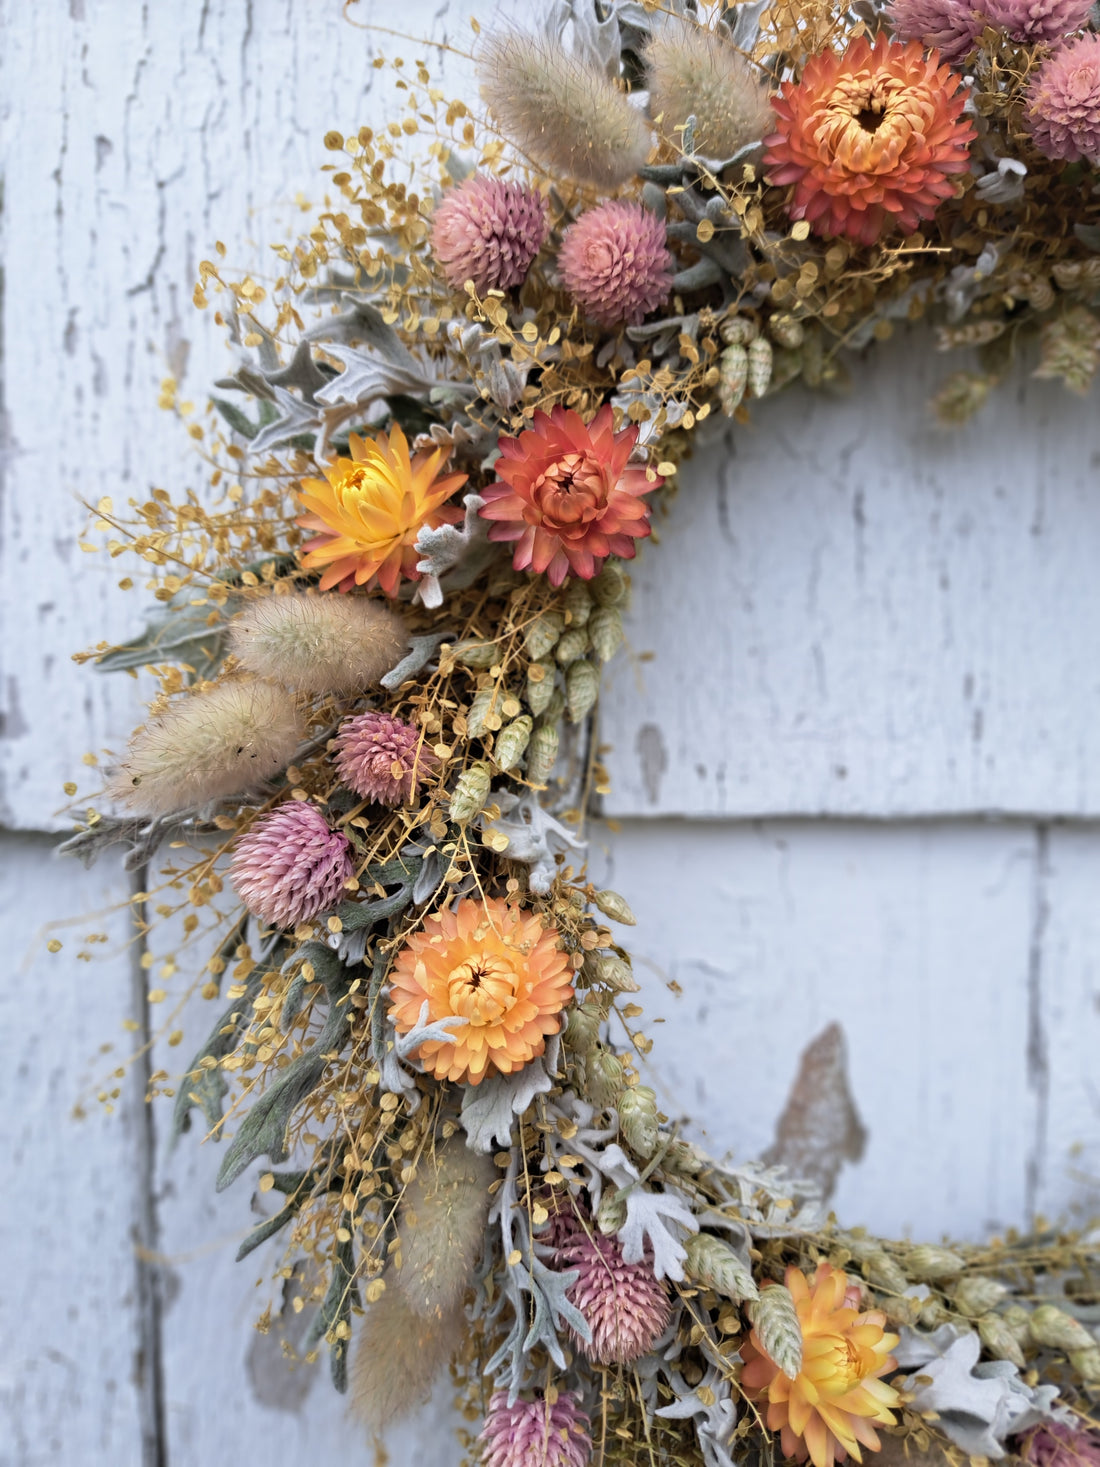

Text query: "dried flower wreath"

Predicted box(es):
[64, 1, 1100, 1464]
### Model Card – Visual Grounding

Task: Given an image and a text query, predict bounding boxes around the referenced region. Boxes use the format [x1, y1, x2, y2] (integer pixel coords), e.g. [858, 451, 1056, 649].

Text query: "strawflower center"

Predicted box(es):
[447, 954, 518, 1022]
[811, 1331, 874, 1397]
[531, 454, 607, 530]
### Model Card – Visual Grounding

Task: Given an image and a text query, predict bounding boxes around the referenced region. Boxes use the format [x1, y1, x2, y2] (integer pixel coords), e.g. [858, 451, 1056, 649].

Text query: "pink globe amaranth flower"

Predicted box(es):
[230, 802, 353, 929]
[1026, 33, 1100, 162]
[554, 1215, 670, 1365]
[558, 200, 673, 328]
[479, 1391, 592, 1467]
[1018, 1422, 1100, 1467]
[887, 0, 984, 64]
[479, 403, 659, 585]
[431, 174, 547, 295]
[983, 0, 1093, 42]
[333, 710, 436, 806]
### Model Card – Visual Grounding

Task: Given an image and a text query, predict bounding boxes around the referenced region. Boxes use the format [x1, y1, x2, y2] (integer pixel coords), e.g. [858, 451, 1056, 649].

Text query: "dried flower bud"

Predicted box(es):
[589, 607, 624, 664]
[619, 1084, 659, 1158]
[525, 723, 560, 787]
[467, 685, 499, 740]
[596, 1189, 628, 1235]
[478, 29, 651, 189]
[564, 1000, 601, 1053]
[1069, 1347, 1100, 1381]
[748, 1284, 803, 1380]
[587, 1047, 625, 1108]
[543, 688, 567, 725]
[590, 952, 639, 993]
[525, 660, 557, 717]
[562, 580, 593, 627]
[1034, 305, 1100, 395]
[721, 315, 759, 345]
[495, 714, 533, 772]
[449, 761, 493, 822]
[555, 627, 590, 665]
[769, 314, 806, 349]
[863, 1251, 908, 1296]
[748, 336, 774, 398]
[906, 1245, 965, 1281]
[953, 1276, 1008, 1317]
[919, 1298, 952, 1329]
[932, 370, 992, 426]
[229, 593, 408, 695]
[979, 1312, 1026, 1369]
[593, 889, 637, 925]
[718, 343, 749, 415]
[566, 660, 600, 723]
[592, 561, 629, 607]
[451, 638, 499, 669]
[685, 1232, 759, 1302]
[525, 610, 565, 660]
[1028, 1305, 1097, 1353]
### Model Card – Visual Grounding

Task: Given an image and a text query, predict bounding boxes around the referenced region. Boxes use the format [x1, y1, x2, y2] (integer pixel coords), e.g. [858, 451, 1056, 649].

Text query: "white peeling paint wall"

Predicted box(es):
[1, 3, 1098, 1464]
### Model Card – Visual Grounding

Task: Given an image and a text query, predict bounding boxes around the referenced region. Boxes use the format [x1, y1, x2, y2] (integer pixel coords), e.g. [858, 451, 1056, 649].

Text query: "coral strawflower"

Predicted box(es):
[296, 423, 467, 595]
[478, 404, 659, 585]
[741, 1263, 900, 1467]
[388, 897, 574, 1085]
[763, 35, 975, 246]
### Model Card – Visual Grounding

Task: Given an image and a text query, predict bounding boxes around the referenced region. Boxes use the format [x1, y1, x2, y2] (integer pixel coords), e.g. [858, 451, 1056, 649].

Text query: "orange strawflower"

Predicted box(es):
[741, 1264, 900, 1467]
[296, 423, 466, 595]
[388, 898, 574, 1086]
[763, 35, 974, 246]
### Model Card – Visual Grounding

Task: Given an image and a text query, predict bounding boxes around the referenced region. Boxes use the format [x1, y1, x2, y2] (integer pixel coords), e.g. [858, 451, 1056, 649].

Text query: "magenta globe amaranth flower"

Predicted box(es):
[431, 174, 547, 294]
[479, 1391, 592, 1467]
[555, 1217, 670, 1364]
[886, 0, 984, 64]
[230, 802, 353, 929]
[558, 201, 673, 328]
[1026, 33, 1100, 162]
[333, 710, 436, 806]
[983, 0, 1093, 42]
[1018, 1421, 1100, 1467]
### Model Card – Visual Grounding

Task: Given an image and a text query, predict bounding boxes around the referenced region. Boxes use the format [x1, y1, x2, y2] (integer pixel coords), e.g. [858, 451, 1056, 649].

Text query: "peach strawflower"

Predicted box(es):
[741, 1263, 900, 1467]
[388, 897, 574, 1086]
[763, 35, 975, 246]
[478, 404, 659, 585]
[296, 423, 466, 595]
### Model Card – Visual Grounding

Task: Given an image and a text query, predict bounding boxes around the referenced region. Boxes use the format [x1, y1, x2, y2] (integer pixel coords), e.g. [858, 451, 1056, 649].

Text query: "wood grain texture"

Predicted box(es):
[600, 344, 1100, 819]
[0, 836, 150, 1467]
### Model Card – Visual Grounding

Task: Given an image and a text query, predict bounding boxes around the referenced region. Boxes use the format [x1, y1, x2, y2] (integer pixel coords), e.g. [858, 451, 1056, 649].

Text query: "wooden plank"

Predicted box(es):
[0, 834, 149, 1465]
[1030, 826, 1100, 1228]
[601, 343, 1100, 818]
[590, 817, 1042, 1241]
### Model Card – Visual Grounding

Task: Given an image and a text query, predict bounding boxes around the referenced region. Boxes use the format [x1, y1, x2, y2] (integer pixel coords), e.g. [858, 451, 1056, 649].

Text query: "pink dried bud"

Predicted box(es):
[558, 201, 673, 329]
[886, 0, 983, 64]
[555, 1216, 670, 1365]
[1018, 1421, 1100, 1467]
[983, 0, 1093, 42]
[1026, 33, 1100, 163]
[431, 174, 546, 294]
[333, 710, 436, 806]
[229, 802, 353, 929]
[479, 1391, 592, 1467]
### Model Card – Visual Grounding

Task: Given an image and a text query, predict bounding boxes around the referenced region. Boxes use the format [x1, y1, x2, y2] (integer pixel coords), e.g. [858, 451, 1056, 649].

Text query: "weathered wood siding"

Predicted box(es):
[2, 3, 1098, 1463]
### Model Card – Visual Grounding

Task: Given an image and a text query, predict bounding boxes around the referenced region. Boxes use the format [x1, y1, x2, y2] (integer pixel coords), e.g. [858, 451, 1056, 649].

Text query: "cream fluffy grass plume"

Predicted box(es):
[228, 593, 408, 695]
[477, 28, 651, 189]
[646, 16, 773, 159]
[110, 679, 305, 816]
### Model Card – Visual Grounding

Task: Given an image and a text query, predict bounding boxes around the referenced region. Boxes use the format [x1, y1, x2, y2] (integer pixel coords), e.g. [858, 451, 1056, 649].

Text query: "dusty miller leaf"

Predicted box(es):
[460, 1053, 555, 1153]
[618, 1185, 698, 1282]
[748, 1284, 803, 1380]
